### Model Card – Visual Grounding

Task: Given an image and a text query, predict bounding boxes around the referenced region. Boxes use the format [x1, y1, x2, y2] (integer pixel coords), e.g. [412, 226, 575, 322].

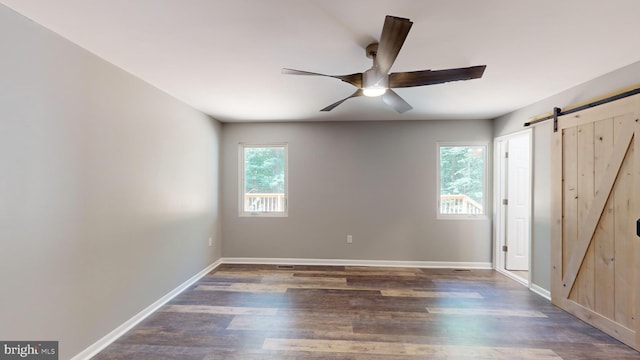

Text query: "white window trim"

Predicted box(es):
[436, 141, 489, 220]
[238, 143, 288, 217]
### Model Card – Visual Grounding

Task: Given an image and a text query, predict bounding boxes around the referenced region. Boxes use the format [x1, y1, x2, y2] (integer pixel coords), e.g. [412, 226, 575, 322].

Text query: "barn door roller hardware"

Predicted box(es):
[524, 86, 640, 131]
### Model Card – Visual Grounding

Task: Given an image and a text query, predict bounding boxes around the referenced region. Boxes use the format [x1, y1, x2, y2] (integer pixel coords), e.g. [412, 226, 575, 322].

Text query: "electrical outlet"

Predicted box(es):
[347, 235, 353, 244]
[208, 237, 212, 247]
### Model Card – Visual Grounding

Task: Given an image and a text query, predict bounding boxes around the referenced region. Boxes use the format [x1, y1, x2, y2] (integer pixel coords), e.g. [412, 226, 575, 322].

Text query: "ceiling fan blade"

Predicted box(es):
[389, 65, 486, 88]
[382, 89, 413, 113]
[282, 68, 362, 88]
[374, 16, 413, 76]
[320, 89, 364, 112]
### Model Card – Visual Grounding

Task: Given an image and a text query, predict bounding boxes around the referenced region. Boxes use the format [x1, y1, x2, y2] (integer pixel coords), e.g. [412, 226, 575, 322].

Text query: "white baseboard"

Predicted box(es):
[495, 267, 529, 286]
[494, 268, 551, 301]
[530, 283, 551, 300]
[70, 258, 223, 360]
[221, 257, 492, 269]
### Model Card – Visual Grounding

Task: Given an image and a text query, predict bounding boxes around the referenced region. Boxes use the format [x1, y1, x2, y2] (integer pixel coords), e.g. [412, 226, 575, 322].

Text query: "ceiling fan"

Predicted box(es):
[282, 15, 486, 113]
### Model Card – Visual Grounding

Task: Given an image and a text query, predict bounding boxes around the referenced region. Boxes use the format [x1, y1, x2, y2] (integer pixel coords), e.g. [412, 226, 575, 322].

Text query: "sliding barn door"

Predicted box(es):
[551, 94, 640, 350]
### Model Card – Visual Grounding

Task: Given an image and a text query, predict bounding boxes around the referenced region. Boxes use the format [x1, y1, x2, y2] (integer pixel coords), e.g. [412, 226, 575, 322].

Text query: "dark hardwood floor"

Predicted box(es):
[93, 264, 640, 359]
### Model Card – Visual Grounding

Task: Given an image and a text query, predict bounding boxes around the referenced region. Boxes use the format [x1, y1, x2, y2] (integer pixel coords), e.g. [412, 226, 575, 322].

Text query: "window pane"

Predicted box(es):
[242, 145, 286, 214]
[439, 145, 485, 215]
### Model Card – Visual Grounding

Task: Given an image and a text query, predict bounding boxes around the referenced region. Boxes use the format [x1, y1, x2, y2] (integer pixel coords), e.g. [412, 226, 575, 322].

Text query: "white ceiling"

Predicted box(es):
[3, 0, 640, 122]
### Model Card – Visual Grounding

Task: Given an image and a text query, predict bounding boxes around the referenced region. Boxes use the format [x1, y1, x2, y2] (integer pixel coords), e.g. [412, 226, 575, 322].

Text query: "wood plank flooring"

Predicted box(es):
[93, 265, 640, 359]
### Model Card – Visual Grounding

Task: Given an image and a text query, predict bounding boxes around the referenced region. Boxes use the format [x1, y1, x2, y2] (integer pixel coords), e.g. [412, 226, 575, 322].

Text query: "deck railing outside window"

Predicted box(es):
[245, 193, 285, 212]
[245, 193, 480, 215]
[440, 194, 483, 214]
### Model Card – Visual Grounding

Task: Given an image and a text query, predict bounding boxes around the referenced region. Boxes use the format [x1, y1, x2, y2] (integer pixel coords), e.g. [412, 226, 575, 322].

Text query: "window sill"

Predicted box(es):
[239, 212, 288, 218]
[437, 214, 489, 220]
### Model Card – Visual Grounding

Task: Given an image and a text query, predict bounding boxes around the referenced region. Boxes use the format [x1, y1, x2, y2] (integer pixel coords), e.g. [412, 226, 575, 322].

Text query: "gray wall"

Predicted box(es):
[493, 60, 640, 292]
[0, 6, 222, 359]
[222, 120, 493, 263]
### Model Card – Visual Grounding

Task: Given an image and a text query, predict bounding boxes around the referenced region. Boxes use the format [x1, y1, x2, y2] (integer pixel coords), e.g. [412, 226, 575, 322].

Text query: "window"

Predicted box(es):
[437, 143, 487, 218]
[239, 143, 288, 217]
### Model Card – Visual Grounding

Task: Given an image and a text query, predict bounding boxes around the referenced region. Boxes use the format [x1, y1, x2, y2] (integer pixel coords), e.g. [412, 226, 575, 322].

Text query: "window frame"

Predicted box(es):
[436, 141, 489, 220]
[238, 143, 288, 217]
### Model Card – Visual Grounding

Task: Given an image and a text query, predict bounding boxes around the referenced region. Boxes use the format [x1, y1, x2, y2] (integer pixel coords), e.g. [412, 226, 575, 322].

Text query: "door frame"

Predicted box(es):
[493, 129, 533, 286]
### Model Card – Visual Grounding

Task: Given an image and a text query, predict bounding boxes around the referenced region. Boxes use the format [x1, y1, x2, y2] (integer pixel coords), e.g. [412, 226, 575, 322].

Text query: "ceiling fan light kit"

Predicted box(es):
[282, 15, 487, 113]
[362, 68, 387, 97]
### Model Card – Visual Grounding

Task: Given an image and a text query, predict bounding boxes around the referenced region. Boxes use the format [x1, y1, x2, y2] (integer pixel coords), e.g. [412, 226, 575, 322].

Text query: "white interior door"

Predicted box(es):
[505, 132, 531, 271]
